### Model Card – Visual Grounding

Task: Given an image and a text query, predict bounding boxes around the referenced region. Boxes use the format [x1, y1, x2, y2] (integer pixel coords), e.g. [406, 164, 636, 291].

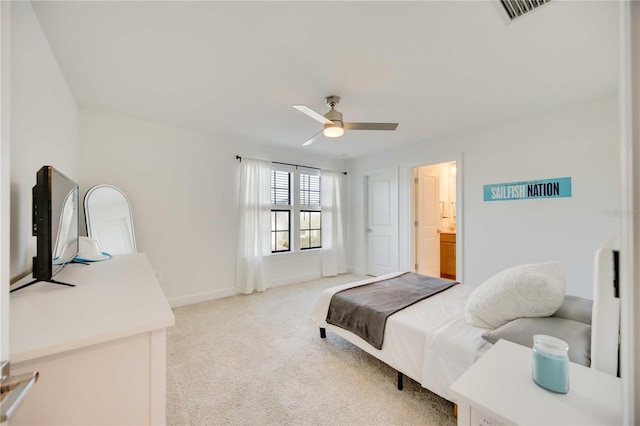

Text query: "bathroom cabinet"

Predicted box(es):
[440, 232, 456, 280]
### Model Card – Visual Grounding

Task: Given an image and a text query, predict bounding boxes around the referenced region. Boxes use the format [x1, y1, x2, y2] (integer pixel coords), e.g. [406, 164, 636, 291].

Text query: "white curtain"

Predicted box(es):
[236, 158, 272, 294]
[321, 170, 346, 277]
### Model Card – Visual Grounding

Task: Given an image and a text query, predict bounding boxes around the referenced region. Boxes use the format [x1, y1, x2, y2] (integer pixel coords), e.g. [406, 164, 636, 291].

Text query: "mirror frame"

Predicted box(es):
[83, 184, 137, 253]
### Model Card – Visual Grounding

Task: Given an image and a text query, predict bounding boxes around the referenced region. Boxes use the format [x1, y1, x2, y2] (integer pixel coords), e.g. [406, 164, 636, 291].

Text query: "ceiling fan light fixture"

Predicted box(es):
[323, 123, 344, 138]
[293, 95, 398, 146]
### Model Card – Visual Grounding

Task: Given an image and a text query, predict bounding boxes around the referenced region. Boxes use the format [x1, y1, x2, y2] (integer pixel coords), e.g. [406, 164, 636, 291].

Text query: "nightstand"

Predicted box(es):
[449, 339, 622, 425]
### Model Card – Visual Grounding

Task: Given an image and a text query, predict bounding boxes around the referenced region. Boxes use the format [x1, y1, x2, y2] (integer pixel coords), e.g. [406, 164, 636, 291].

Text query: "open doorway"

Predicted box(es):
[412, 161, 458, 279]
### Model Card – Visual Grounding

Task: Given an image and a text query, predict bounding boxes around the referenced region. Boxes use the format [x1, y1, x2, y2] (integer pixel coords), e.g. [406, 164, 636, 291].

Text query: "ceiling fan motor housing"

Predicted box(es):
[324, 108, 343, 125]
[323, 97, 344, 137]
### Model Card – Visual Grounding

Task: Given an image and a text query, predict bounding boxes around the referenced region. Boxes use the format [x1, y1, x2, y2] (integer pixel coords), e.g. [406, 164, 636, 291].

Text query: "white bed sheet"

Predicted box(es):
[309, 273, 491, 401]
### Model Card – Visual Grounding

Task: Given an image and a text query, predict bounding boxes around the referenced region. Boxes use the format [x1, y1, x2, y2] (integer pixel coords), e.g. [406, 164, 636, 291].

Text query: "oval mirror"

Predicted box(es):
[84, 184, 137, 255]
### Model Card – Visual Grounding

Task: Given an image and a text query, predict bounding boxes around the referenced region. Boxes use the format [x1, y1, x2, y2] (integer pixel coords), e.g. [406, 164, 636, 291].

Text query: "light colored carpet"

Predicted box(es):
[167, 274, 456, 426]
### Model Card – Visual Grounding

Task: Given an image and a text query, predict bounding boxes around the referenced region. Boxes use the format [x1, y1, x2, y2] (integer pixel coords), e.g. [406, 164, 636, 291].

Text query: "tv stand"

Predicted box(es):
[10, 278, 75, 293]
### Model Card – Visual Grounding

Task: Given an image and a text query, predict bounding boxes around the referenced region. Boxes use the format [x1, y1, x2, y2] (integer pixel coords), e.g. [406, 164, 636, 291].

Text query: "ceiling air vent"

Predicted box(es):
[500, 0, 551, 21]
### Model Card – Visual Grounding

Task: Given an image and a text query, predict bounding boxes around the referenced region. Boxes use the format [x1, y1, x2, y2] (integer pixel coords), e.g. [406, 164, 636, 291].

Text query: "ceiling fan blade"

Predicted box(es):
[293, 105, 334, 125]
[301, 129, 324, 147]
[343, 122, 399, 131]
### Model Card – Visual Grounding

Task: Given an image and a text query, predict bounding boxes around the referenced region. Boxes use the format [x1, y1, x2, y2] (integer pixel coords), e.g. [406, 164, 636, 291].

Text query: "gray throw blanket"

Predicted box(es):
[326, 273, 458, 350]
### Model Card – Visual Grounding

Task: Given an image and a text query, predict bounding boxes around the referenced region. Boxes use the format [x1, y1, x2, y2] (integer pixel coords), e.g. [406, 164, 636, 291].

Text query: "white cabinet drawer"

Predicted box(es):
[470, 407, 501, 426]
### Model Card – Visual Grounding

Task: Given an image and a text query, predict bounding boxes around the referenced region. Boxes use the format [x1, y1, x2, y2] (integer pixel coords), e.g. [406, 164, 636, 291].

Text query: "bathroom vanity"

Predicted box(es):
[440, 231, 456, 280]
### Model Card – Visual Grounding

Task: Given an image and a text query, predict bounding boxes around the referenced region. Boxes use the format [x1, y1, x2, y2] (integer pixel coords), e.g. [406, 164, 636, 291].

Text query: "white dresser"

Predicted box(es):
[450, 339, 622, 426]
[9, 253, 175, 425]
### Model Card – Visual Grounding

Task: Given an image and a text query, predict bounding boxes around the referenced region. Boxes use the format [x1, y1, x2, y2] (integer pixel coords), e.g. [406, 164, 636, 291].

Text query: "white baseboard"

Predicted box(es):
[168, 287, 236, 308]
[348, 267, 366, 276]
[167, 272, 327, 308]
[269, 271, 322, 288]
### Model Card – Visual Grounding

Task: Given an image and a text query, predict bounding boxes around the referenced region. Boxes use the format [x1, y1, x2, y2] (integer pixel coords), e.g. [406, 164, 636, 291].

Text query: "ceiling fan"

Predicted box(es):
[293, 96, 398, 146]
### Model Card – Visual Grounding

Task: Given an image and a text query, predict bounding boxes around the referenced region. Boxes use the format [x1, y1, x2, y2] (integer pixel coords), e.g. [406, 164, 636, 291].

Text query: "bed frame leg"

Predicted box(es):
[397, 372, 404, 390]
[319, 327, 326, 338]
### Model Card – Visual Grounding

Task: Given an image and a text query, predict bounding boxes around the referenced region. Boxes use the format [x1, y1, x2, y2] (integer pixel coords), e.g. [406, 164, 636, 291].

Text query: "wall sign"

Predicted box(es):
[483, 177, 572, 202]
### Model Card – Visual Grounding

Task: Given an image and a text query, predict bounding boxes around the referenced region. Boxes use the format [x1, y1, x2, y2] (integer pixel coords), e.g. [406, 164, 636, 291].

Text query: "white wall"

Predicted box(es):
[79, 109, 347, 306]
[9, 0, 348, 303]
[10, 1, 79, 280]
[348, 97, 619, 298]
[7, 0, 618, 304]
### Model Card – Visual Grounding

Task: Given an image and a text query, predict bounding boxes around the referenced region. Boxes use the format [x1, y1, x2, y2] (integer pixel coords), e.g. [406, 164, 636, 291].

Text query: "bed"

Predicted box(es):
[310, 250, 617, 403]
[310, 272, 491, 401]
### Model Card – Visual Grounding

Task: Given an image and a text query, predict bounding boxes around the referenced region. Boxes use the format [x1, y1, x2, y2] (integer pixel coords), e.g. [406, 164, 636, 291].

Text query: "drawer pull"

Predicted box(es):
[0, 361, 39, 422]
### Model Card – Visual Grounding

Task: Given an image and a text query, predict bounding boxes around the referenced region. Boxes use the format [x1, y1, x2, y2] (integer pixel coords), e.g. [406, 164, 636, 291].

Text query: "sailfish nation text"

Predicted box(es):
[483, 177, 572, 202]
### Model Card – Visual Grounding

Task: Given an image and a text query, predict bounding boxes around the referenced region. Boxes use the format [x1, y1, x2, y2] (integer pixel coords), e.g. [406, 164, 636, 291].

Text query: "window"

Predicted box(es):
[300, 211, 321, 249]
[299, 173, 321, 250]
[270, 167, 321, 253]
[271, 170, 291, 252]
[299, 173, 320, 206]
[271, 170, 290, 206]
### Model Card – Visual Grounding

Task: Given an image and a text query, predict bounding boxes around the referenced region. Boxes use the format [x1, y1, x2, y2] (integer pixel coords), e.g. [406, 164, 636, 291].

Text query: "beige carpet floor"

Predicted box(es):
[166, 274, 456, 425]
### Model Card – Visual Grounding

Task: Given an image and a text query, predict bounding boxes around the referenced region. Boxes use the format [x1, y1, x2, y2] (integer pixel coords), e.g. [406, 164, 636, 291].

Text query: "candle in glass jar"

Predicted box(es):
[532, 334, 569, 394]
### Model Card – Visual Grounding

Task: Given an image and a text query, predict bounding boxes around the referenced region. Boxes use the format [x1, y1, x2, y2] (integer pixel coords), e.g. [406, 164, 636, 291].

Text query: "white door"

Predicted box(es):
[0, 0, 10, 379]
[1, 2, 10, 423]
[366, 168, 398, 276]
[415, 167, 439, 276]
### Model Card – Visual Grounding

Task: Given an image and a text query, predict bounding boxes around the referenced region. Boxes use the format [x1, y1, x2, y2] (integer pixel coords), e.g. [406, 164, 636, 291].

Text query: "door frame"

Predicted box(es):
[405, 152, 464, 282]
[620, 1, 639, 422]
[1, 0, 11, 366]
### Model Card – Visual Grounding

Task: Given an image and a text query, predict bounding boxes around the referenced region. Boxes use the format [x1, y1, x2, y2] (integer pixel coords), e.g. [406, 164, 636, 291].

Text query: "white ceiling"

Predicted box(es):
[31, 1, 618, 159]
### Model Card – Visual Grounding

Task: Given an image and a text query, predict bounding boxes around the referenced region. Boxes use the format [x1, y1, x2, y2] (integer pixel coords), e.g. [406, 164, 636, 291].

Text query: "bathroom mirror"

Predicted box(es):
[84, 184, 137, 255]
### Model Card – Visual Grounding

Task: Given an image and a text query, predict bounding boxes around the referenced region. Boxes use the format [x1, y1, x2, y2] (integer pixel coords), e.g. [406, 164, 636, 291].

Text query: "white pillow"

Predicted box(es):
[465, 261, 566, 329]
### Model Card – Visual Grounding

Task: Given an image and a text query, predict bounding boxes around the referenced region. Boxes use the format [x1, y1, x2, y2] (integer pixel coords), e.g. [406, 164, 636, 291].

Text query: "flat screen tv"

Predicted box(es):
[11, 166, 79, 293]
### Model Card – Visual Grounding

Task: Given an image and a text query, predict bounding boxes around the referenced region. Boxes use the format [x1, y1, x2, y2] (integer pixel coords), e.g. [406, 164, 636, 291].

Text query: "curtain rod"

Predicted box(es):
[235, 155, 347, 175]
